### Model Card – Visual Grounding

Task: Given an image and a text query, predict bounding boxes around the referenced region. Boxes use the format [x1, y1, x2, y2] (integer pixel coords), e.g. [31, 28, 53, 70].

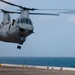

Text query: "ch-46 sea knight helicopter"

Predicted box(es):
[0, 0, 60, 49]
[0, 0, 72, 49]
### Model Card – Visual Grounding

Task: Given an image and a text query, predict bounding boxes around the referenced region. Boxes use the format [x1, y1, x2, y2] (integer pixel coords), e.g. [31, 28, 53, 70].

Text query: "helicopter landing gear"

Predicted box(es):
[17, 45, 21, 49]
[17, 35, 25, 49]
[17, 41, 23, 49]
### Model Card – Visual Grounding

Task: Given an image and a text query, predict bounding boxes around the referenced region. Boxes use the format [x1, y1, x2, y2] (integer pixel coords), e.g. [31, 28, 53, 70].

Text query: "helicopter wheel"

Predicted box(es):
[17, 45, 21, 49]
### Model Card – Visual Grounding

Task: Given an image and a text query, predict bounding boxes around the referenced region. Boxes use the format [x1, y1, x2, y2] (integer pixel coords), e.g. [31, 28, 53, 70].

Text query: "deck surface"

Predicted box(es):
[0, 66, 75, 75]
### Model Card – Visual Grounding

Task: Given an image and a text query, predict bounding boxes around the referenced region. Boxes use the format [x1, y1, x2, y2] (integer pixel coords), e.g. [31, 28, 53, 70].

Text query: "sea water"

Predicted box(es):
[0, 57, 75, 68]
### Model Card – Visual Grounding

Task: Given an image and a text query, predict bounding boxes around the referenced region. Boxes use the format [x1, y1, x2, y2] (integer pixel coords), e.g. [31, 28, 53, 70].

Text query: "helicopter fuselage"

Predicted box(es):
[0, 0, 60, 49]
[0, 10, 34, 49]
[0, 17, 34, 45]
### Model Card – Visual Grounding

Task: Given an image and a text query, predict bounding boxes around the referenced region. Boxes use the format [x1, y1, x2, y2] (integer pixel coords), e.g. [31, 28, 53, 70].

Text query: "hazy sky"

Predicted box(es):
[0, 0, 75, 57]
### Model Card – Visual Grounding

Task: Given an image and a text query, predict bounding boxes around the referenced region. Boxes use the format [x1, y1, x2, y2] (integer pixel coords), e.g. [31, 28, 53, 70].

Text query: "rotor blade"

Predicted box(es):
[0, 11, 59, 16]
[30, 13, 59, 16]
[0, 0, 23, 8]
[0, 9, 10, 13]
[0, 9, 20, 14]
[37, 9, 74, 11]
[9, 11, 21, 14]
[59, 10, 75, 14]
[0, 0, 38, 10]
[0, 0, 74, 11]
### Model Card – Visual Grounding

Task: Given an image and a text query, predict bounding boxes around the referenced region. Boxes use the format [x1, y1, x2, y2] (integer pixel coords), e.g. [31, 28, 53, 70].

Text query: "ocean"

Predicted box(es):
[0, 57, 75, 68]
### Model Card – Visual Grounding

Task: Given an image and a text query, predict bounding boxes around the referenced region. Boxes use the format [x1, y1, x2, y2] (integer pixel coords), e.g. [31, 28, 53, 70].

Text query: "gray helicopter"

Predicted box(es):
[1, 0, 71, 49]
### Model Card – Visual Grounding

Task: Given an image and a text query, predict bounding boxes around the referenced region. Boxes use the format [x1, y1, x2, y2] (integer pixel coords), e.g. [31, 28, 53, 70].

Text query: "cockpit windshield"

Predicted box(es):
[17, 18, 32, 25]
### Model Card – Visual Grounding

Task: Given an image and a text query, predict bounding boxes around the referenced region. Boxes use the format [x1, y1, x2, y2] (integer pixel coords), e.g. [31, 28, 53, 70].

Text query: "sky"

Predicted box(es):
[0, 0, 75, 57]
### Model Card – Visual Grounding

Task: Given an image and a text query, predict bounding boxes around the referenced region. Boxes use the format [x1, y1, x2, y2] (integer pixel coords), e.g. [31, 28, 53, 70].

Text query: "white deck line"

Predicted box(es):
[1, 64, 75, 71]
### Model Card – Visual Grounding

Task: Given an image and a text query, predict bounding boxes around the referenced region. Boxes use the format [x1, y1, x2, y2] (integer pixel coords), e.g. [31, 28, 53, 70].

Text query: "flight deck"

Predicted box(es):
[0, 64, 75, 75]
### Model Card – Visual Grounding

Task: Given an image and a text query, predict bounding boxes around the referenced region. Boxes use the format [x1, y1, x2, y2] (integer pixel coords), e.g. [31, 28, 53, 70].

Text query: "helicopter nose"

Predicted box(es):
[18, 23, 34, 35]
[19, 28, 33, 34]
[25, 29, 33, 33]
[19, 27, 33, 35]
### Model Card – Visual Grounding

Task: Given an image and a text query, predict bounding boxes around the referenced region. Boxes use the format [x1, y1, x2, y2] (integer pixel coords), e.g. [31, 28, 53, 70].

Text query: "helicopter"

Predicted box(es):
[0, 0, 73, 49]
[0, 0, 61, 49]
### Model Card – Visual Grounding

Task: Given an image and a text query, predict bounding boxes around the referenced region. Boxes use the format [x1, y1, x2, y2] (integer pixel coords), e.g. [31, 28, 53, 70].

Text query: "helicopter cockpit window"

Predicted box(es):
[17, 19, 20, 24]
[29, 19, 32, 24]
[26, 19, 28, 24]
[17, 18, 32, 25]
[26, 19, 32, 24]
[21, 18, 25, 23]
